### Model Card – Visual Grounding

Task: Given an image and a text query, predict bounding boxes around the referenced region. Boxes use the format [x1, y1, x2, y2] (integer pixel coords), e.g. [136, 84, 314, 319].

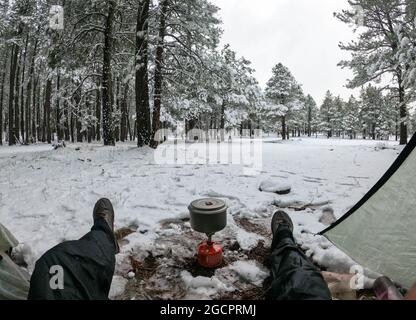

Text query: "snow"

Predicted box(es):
[0, 137, 401, 298]
[109, 275, 128, 299]
[259, 179, 291, 194]
[227, 260, 269, 286]
[181, 271, 233, 300]
[180, 260, 268, 299]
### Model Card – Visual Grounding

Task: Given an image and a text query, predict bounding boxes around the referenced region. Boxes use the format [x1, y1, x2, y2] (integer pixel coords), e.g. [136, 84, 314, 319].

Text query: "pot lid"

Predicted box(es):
[189, 198, 226, 213]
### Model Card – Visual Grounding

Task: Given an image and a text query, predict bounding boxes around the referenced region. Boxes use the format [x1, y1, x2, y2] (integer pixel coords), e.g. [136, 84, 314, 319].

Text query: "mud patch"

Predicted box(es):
[234, 217, 271, 238]
[116, 215, 275, 300]
[130, 252, 159, 280]
[182, 256, 229, 278]
[246, 241, 272, 268]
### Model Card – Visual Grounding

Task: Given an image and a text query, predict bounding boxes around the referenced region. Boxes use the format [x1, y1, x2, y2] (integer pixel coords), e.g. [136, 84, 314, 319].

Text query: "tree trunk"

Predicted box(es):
[75, 86, 82, 143]
[281, 116, 286, 140]
[70, 103, 75, 143]
[395, 108, 398, 141]
[0, 49, 8, 146]
[19, 33, 29, 143]
[136, 0, 151, 147]
[398, 81, 407, 145]
[8, 44, 19, 145]
[102, 0, 116, 146]
[120, 83, 128, 142]
[35, 77, 41, 141]
[127, 115, 132, 141]
[14, 50, 22, 143]
[31, 77, 37, 143]
[220, 101, 226, 141]
[96, 85, 101, 141]
[87, 99, 92, 143]
[150, 0, 168, 149]
[115, 76, 120, 142]
[43, 78, 52, 144]
[64, 96, 70, 141]
[56, 71, 62, 141]
[25, 38, 38, 144]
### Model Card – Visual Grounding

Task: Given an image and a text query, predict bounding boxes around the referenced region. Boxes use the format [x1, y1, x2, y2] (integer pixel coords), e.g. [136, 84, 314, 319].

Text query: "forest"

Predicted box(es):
[0, 0, 415, 149]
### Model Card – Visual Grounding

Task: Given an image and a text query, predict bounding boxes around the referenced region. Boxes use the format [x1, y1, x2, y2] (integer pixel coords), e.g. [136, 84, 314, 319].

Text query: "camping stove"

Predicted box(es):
[188, 198, 228, 268]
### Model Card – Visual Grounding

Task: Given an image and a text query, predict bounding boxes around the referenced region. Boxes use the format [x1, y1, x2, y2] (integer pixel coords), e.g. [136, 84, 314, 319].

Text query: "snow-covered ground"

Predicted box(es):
[0, 137, 402, 299]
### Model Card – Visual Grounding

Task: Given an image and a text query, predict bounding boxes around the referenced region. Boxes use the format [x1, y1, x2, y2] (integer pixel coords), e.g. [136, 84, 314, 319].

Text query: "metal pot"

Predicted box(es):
[188, 198, 227, 236]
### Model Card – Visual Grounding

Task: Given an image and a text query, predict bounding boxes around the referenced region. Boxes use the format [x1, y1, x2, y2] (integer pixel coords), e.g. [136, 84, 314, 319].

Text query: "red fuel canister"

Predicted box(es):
[197, 241, 223, 268]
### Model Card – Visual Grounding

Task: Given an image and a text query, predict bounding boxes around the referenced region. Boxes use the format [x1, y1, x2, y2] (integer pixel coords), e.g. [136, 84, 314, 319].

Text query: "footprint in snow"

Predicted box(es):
[319, 207, 336, 226]
[177, 172, 194, 177]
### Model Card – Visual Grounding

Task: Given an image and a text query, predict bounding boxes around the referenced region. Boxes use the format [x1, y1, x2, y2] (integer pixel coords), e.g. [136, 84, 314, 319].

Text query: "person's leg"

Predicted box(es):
[268, 211, 331, 300]
[28, 198, 118, 300]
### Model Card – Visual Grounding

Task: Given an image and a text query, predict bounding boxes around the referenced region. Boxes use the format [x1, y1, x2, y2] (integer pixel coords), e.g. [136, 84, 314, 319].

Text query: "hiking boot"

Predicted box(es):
[271, 210, 294, 236]
[93, 198, 120, 253]
[93, 198, 115, 232]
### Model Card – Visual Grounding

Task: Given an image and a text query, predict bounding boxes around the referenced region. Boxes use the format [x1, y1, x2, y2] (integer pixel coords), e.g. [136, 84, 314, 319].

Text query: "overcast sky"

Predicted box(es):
[211, 0, 358, 105]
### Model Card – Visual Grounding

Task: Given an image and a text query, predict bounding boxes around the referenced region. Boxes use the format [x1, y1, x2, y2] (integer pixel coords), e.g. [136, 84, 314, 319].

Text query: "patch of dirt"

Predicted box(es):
[117, 251, 188, 300]
[182, 256, 229, 278]
[116, 215, 276, 300]
[224, 240, 240, 252]
[115, 226, 137, 247]
[246, 240, 272, 268]
[234, 217, 271, 238]
[130, 251, 159, 280]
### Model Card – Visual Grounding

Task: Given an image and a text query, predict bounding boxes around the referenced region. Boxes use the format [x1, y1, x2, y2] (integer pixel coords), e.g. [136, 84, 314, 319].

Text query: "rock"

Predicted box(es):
[259, 179, 291, 195]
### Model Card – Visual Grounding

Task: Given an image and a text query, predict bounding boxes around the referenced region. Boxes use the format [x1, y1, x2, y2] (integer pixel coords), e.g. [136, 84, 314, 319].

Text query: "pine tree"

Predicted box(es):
[344, 95, 361, 139]
[304, 94, 318, 137]
[265, 63, 302, 140]
[319, 91, 336, 138]
[336, 0, 416, 144]
[333, 96, 345, 138]
[360, 85, 384, 140]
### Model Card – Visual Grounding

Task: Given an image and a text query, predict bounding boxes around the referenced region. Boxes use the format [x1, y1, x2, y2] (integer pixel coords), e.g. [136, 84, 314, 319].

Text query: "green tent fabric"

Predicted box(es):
[0, 224, 30, 300]
[0, 252, 30, 300]
[0, 223, 18, 252]
[320, 133, 416, 289]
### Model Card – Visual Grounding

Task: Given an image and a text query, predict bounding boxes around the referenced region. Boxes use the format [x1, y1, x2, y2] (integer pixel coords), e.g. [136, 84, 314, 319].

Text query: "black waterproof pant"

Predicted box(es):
[268, 225, 332, 300]
[28, 219, 116, 300]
